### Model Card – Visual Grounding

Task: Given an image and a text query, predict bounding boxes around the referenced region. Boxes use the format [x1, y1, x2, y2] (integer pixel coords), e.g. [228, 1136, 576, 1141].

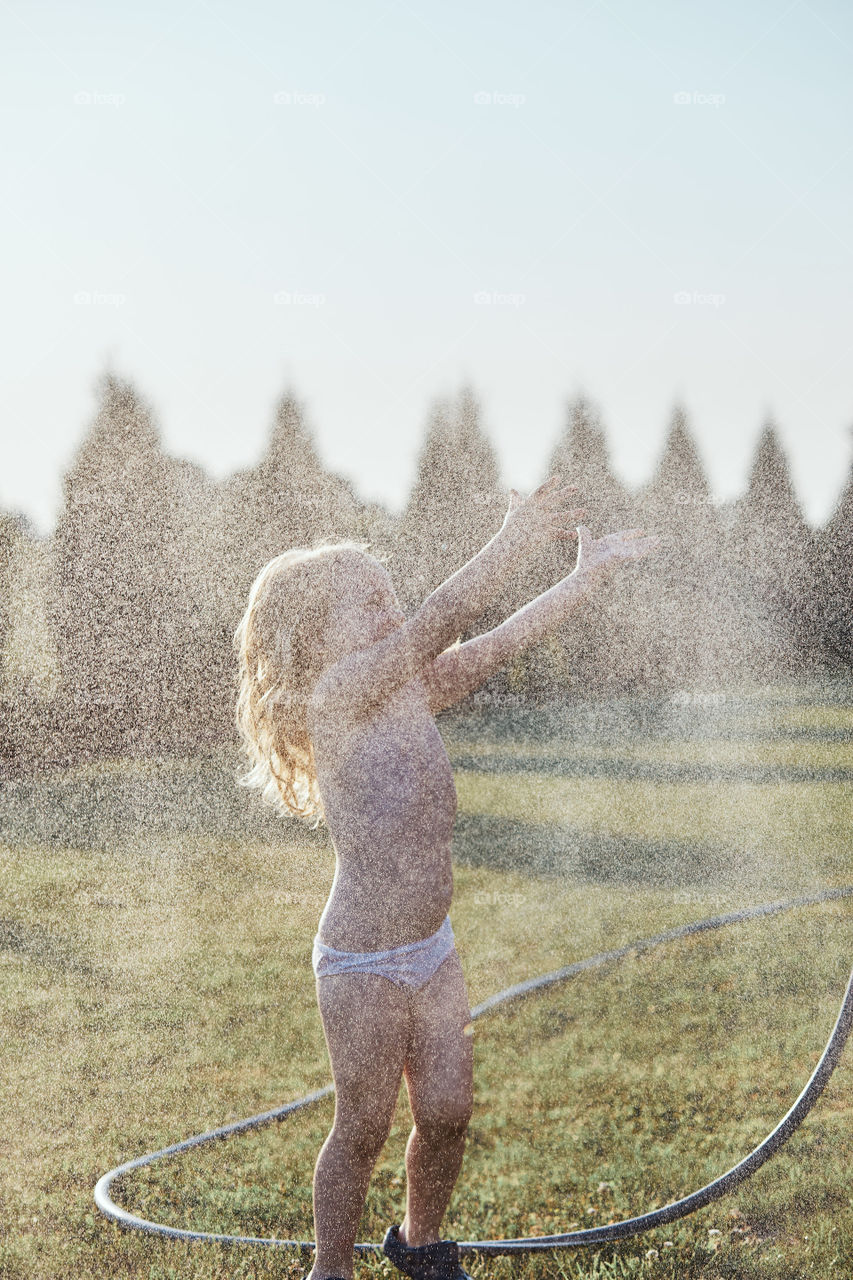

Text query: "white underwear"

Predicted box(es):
[312, 914, 456, 990]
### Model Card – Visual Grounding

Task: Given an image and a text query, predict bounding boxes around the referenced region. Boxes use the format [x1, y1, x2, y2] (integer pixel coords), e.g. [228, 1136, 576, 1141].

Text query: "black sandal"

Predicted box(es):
[382, 1224, 473, 1280]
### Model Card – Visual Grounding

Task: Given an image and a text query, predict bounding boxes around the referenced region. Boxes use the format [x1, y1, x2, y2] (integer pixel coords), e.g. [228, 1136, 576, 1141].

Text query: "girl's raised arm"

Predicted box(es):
[313, 477, 584, 718]
[422, 524, 660, 714]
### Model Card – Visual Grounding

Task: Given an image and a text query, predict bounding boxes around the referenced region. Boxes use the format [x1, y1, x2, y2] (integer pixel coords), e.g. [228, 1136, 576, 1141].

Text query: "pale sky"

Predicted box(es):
[2, 0, 852, 533]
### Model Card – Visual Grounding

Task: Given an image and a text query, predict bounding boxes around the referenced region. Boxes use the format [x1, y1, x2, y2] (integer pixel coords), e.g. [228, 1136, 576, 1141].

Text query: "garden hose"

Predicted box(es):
[94, 884, 853, 1256]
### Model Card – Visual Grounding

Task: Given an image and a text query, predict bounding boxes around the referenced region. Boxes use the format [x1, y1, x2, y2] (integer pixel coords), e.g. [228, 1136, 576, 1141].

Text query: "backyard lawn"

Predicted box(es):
[2, 685, 851, 1279]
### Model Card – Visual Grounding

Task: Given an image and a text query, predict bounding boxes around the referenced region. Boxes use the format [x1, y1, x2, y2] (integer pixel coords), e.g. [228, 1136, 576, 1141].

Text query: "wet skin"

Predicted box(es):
[304, 554, 473, 1277]
[308, 556, 459, 950]
[298, 491, 658, 1275]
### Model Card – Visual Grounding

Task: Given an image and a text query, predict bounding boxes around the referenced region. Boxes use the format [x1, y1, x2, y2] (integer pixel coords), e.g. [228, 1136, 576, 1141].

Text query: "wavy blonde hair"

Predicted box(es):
[234, 539, 378, 827]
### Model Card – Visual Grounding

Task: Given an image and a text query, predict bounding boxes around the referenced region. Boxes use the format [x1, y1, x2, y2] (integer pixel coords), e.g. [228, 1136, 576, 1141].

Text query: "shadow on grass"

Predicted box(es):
[0, 917, 99, 976]
[0, 750, 328, 853]
[450, 750, 853, 785]
[1, 747, 786, 895]
[451, 811, 770, 891]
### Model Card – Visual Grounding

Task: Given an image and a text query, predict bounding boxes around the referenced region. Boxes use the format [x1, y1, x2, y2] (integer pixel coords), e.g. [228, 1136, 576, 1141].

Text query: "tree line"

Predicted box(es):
[1, 371, 851, 769]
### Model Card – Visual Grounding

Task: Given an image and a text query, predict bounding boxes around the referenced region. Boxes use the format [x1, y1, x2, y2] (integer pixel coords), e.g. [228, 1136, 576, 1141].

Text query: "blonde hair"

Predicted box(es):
[234, 539, 377, 827]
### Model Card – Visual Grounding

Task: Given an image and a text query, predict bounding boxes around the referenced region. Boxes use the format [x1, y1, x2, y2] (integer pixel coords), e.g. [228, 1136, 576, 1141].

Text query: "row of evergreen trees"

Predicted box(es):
[2, 371, 852, 763]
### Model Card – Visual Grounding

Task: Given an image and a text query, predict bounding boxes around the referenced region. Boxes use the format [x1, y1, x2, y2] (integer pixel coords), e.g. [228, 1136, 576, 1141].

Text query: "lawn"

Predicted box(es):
[1, 686, 851, 1279]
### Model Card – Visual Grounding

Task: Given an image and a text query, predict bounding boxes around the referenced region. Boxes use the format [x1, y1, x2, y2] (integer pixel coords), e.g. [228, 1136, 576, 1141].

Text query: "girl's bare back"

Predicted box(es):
[309, 675, 458, 951]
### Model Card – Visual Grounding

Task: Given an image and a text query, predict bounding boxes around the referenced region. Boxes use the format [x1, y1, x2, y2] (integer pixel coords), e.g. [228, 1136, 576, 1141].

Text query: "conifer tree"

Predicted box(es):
[221, 388, 365, 623]
[0, 510, 15, 686]
[53, 373, 191, 752]
[0, 511, 19, 771]
[549, 393, 632, 532]
[725, 421, 824, 681]
[536, 394, 636, 698]
[0, 513, 50, 697]
[817, 458, 853, 670]
[632, 404, 738, 690]
[164, 456, 237, 743]
[393, 386, 504, 621]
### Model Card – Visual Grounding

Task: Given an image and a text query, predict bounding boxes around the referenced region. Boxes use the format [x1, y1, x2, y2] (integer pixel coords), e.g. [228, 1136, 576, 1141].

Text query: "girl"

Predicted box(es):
[234, 476, 658, 1280]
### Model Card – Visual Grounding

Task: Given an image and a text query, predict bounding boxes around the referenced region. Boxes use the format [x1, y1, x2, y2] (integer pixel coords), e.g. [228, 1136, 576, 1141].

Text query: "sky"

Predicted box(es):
[2, 0, 852, 533]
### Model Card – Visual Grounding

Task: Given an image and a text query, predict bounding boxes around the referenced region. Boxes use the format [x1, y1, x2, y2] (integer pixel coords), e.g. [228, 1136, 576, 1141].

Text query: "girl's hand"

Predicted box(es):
[500, 474, 587, 554]
[574, 523, 661, 581]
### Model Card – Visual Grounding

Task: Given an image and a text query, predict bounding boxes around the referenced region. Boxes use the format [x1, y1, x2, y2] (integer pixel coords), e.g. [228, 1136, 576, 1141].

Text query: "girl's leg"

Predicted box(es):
[399, 951, 474, 1247]
[308, 972, 410, 1280]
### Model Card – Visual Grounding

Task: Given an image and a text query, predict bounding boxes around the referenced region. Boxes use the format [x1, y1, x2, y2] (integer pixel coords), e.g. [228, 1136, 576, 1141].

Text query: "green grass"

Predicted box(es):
[2, 688, 852, 1279]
